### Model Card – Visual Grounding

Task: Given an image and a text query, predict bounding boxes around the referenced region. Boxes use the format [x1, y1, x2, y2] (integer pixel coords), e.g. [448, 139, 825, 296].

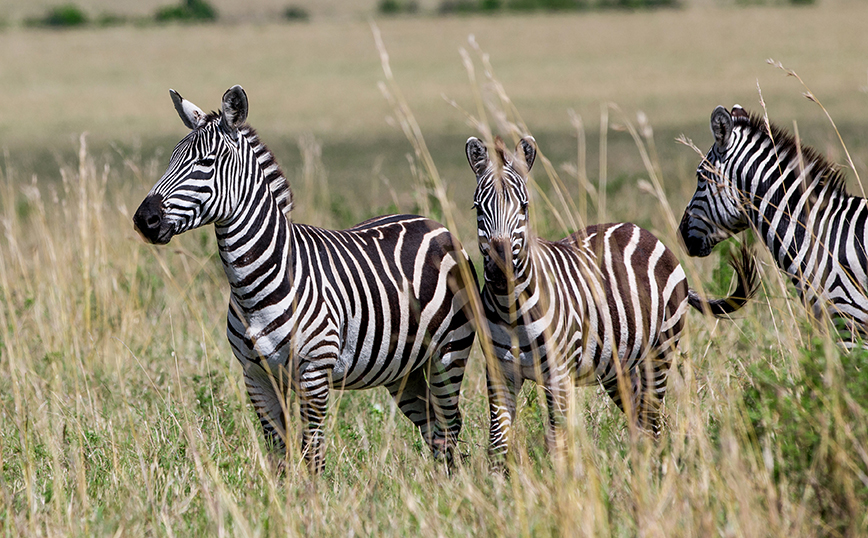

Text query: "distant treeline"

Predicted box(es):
[23, 0, 309, 29]
[19, 0, 816, 29]
[382, 0, 814, 14]
[434, 0, 678, 13]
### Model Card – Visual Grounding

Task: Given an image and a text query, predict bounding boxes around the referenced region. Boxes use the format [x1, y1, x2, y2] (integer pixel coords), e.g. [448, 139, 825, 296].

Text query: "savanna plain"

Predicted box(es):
[1, 1, 868, 536]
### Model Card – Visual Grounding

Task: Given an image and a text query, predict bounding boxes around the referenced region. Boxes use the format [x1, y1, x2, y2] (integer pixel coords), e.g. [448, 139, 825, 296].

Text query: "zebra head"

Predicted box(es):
[466, 136, 537, 293]
[134, 86, 250, 244]
[679, 105, 751, 257]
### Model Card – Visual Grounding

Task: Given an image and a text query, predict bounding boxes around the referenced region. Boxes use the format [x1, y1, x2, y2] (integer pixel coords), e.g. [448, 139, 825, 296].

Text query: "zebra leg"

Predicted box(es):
[601, 364, 641, 431]
[297, 363, 332, 474]
[487, 359, 521, 467]
[426, 338, 470, 465]
[635, 351, 673, 437]
[242, 363, 290, 467]
[602, 354, 671, 437]
[543, 375, 570, 456]
[632, 286, 685, 436]
[386, 366, 459, 465]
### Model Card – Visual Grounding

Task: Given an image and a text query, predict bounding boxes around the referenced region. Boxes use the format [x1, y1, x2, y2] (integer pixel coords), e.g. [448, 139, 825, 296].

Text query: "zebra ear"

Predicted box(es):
[465, 137, 490, 178]
[170, 89, 206, 130]
[220, 85, 248, 133]
[517, 136, 536, 172]
[710, 105, 733, 150]
[731, 104, 748, 120]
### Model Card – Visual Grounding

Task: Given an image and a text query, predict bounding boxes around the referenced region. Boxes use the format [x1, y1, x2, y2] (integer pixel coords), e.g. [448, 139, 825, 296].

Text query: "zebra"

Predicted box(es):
[465, 136, 757, 461]
[679, 104, 868, 341]
[133, 85, 479, 473]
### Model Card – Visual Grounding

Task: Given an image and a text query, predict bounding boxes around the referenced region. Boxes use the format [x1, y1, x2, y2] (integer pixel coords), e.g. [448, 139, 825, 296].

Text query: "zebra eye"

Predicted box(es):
[196, 157, 215, 167]
[471, 201, 479, 210]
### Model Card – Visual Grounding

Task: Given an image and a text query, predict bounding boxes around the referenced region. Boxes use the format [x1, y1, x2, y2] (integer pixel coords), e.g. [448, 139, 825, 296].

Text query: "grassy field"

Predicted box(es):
[2, 2, 868, 536]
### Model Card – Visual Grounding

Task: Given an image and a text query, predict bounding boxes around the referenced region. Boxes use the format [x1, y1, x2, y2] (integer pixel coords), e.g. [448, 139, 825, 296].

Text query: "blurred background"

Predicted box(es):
[1, 0, 866, 236]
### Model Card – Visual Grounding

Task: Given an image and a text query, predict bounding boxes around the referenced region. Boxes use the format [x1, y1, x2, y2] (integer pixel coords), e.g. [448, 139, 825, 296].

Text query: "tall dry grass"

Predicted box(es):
[0, 35, 866, 538]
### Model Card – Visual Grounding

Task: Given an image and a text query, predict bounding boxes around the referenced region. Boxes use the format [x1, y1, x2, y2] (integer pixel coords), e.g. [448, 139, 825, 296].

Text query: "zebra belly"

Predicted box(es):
[332, 349, 427, 390]
[491, 320, 601, 386]
[230, 283, 454, 392]
[498, 310, 654, 387]
[330, 314, 434, 390]
[229, 308, 429, 391]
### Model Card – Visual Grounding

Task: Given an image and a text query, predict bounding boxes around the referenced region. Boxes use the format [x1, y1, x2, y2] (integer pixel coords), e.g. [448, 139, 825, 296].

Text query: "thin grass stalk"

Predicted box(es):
[609, 104, 678, 237]
[468, 41, 583, 236]
[598, 103, 608, 223]
[569, 109, 590, 225]
[768, 58, 864, 197]
[458, 43, 491, 143]
[0, 218, 38, 534]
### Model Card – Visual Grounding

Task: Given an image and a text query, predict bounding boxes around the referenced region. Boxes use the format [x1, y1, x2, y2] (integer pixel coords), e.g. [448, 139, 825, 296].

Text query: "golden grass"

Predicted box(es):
[1, 5, 868, 537]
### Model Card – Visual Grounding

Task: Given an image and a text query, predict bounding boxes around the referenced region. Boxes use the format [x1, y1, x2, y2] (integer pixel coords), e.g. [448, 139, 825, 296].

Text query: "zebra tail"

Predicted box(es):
[687, 243, 759, 318]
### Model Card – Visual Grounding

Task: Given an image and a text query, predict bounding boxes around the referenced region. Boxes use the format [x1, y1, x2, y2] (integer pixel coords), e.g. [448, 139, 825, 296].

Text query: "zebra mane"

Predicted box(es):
[738, 111, 849, 198]
[491, 136, 530, 183]
[239, 123, 294, 216]
[195, 111, 294, 216]
[203, 110, 221, 124]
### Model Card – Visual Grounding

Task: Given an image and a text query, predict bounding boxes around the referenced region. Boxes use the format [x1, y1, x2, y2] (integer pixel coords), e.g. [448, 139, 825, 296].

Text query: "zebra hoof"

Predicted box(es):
[266, 452, 288, 477]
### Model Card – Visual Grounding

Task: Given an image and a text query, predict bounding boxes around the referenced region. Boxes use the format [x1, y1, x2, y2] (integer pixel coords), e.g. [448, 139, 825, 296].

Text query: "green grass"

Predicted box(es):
[2, 3, 868, 536]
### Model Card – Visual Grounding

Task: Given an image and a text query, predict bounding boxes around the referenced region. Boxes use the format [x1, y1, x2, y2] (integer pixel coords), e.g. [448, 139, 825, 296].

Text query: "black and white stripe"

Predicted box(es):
[466, 136, 756, 460]
[134, 86, 478, 472]
[680, 105, 868, 341]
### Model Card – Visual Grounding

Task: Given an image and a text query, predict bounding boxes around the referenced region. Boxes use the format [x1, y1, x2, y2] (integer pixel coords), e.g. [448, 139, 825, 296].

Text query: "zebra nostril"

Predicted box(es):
[485, 258, 500, 275]
[133, 193, 166, 243]
[490, 239, 509, 267]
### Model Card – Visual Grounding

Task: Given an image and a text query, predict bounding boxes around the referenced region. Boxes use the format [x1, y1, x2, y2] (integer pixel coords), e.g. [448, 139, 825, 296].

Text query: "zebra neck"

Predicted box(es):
[741, 143, 852, 278]
[214, 179, 294, 312]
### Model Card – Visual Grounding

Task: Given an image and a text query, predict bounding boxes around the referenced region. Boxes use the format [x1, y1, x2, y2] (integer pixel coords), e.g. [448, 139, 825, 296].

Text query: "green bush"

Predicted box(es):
[379, 0, 402, 13]
[26, 4, 89, 28]
[438, 0, 480, 13]
[155, 0, 217, 23]
[378, 0, 419, 14]
[744, 340, 868, 534]
[283, 5, 310, 21]
[507, 0, 587, 10]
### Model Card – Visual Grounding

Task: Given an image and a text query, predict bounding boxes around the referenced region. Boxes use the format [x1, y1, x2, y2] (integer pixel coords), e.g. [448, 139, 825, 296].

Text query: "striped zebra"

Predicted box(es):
[133, 86, 478, 473]
[680, 105, 868, 340]
[465, 136, 757, 460]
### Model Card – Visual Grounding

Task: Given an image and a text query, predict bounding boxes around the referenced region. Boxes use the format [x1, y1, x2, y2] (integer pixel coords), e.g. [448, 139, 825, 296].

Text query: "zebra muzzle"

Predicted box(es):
[678, 211, 713, 257]
[484, 257, 512, 293]
[133, 194, 171, 245]
[484, 238, 515, 291]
